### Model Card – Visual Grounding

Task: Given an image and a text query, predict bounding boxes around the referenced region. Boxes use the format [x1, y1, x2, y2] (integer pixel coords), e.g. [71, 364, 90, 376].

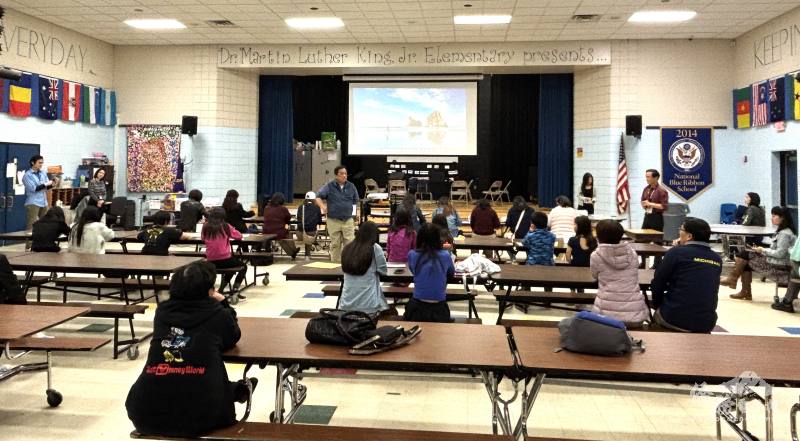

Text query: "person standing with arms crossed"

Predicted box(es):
[316, 165, 359, 262]
[23, 155, 53, 249]
[640, 169, 669, 231]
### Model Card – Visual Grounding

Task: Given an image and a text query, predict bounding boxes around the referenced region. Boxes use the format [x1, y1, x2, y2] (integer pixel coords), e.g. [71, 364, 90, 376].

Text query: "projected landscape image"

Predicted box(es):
[352, 87, 468, 152]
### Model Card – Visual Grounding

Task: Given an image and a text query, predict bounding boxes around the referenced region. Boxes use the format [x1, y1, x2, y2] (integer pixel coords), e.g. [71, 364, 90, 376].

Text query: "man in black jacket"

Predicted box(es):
[651, 218, 722, 333]
[0, 254, 25, 304]
[126, 261, 255, 437]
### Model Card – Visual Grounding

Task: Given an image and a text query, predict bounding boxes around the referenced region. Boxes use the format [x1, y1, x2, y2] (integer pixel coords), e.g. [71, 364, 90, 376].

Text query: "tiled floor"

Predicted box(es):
[1, 242, 799, 440]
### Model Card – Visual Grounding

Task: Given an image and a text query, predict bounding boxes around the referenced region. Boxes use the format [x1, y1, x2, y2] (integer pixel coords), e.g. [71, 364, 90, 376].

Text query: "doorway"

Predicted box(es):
[779, 150, 798, 227]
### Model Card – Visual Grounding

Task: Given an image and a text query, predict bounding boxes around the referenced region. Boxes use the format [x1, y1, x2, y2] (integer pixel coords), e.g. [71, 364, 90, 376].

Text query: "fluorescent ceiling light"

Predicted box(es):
[628, 10, 696, 23]
[124, 19, 186, 29]
[454, 15, 512, 25]
[285, 17, 344, 29]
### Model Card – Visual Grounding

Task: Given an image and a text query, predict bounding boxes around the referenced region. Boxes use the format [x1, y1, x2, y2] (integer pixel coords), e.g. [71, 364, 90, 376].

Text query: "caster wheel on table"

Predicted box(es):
[269, 410, 285, 423]
[46, 389, 63, 407]
[127, 345, 140, 360]
[229, 295, 239, 305]
[262, 276, 269, 286]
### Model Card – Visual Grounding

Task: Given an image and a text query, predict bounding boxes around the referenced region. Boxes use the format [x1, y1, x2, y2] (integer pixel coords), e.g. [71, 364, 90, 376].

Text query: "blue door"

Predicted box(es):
[0, 143, 41, 233]
[782, 151, 798, 227]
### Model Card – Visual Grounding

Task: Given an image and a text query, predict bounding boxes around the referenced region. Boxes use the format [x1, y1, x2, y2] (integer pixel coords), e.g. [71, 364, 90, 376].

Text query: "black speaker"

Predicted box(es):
[181, 116, 198, 136]
[626, 115, 642, 138]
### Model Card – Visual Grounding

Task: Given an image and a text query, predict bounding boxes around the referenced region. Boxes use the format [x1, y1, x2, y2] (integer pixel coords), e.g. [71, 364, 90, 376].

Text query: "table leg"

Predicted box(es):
[495, 285, 513, 324]
[273, 363, 286, 423]
[765, 384, 773, 441]
[791, 396, 799, 441]
[513, 373, 545, 440]
[479, 371, 514, 436]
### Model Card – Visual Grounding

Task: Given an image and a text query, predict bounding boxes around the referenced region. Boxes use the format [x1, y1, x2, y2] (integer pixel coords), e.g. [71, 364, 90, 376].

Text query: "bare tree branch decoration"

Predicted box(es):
[0, 6, 5, 55]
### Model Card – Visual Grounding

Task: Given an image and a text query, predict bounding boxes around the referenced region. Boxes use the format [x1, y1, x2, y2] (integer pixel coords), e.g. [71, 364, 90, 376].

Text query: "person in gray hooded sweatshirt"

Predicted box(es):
[589, 220, 649, 327]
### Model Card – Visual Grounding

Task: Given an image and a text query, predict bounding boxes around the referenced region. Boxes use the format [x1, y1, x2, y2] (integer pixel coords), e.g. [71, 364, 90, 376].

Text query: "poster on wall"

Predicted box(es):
[127, 125, 181, 192]
[660, 127, 713, 202]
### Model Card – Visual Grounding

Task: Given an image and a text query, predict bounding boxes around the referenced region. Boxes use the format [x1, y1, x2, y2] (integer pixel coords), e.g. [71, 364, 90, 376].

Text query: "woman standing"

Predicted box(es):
[722, 206, 797, 300]
[88, 169, 108, 210]
[577, 173, 596, 214]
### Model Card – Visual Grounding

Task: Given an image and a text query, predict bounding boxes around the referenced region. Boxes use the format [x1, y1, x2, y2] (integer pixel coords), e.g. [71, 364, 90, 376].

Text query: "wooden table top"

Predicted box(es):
[119, 232, 275, 245]
[224, 317, 515, 372]
[8, 252, 201, 274]
[512, 327, 800, 386]
[0, 251, 36, 259]
[490, 265, 654, 288]
[0, 304, 89, 342]
[709, 224, 776, 236]
[623, 229, 663, 242]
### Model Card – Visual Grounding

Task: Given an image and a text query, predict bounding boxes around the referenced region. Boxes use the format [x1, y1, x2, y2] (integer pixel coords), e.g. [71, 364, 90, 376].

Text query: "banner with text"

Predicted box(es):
[661, 127, 714, 202]
[217, 42, 610, 69]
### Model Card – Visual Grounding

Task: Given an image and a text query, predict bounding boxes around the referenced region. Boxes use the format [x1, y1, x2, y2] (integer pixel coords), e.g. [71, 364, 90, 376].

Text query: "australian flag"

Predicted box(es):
[38, 75, 61, 120]
[768, 76, 785, 123]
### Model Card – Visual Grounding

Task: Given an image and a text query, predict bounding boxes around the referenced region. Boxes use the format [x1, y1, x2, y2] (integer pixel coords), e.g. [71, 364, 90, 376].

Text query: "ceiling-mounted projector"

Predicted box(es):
[0, 67, 22, 81]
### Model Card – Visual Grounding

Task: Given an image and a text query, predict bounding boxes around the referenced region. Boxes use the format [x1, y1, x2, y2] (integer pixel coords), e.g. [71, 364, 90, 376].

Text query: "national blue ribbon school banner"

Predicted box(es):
[660, 127, 713, 202]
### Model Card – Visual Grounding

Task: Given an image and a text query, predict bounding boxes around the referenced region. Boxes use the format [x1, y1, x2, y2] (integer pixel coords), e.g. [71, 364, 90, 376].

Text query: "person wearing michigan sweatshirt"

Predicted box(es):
[651, 218, 722, 333]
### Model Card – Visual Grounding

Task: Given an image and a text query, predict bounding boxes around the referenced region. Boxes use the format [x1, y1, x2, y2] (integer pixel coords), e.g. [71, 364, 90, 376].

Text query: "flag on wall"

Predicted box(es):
[95, 88, 104, 125]
[733, 87, 751, 129]
[616, 133, 630, 215]
[0, 79, 8, 113]
[752, 81, 769, 126]
[8, 73, 33, 117]
[61, 81, 81, 122]
[88, 86, 97, 124]
[37, 75, 60, 120]
[768, 77, 785, 123]
[81, 85, 91, 123]
[104, 91, 116, 126]
[790, 72, 800, 121]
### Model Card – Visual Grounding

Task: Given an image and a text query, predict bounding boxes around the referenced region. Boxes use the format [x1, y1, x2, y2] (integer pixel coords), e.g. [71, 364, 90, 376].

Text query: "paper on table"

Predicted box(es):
[6, 162, 16, 178]
[304, 262, 341, 269]
[386, 262, 405, 268]
[352, 205, 357, 216]
[454, 236, 465, 242]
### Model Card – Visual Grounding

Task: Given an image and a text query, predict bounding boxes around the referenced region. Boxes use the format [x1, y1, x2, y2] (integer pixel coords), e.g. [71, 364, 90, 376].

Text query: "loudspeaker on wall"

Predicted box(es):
[181, 116, 198, 136]
[625, 115, 642, 138]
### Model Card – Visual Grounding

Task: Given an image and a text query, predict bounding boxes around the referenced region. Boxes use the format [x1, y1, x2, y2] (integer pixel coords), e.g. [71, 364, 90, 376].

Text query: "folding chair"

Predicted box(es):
[482, 180, 502, 201]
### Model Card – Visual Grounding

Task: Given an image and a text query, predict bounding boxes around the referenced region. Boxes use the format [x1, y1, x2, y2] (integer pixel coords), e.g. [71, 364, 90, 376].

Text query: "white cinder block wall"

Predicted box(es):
[113, 45, 259, 209]
[574, 18, 800, 227]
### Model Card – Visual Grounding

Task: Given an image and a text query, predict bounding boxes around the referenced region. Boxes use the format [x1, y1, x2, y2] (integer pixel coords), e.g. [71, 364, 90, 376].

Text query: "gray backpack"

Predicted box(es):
[557, 311, 645, 356]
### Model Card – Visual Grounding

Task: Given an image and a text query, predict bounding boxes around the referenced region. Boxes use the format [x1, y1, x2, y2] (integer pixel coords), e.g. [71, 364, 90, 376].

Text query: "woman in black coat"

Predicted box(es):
[126, 261, 256, 437]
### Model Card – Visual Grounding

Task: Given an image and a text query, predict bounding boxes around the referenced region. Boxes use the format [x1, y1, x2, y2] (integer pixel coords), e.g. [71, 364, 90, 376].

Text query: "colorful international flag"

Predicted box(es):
[61, 80, 82, 122]
[0, 79, 8, 113]
[8, 72, 34, 117]
[768, 77, 785, 123]
[38, 75, 61, 120]
[81, 84, 91, 123]
[95, 87, 104, 125]
[791, 72, 800, 121]
[104, 90, 116, 126]
[616, 133, 630, 215]
[733, 87, 751, 129]
[752, 81, 769, 126]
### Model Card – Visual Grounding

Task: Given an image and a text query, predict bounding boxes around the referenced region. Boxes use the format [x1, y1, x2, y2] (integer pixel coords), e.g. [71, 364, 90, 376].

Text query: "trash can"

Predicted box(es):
[663, 203, 690, 242]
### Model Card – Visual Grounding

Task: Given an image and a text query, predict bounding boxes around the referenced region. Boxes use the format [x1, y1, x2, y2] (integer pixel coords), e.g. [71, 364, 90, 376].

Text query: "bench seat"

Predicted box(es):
[54, 277, 171, 290]
[10, 336, 110, 352]
[130, 421, 542, 441]
[321, 284, 474, 300]
[26, 301, 151, 359]
[494, 290, 596, 304]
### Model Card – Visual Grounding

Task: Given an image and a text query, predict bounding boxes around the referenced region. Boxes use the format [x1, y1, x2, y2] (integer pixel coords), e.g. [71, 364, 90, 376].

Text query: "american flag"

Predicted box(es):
[752, 82, 769, 126]
[616, 133, 630, 214]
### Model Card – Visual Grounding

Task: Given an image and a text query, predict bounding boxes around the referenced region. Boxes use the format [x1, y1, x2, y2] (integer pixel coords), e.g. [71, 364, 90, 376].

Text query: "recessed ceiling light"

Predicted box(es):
[285, 17, 344, 29]
[628, 10, 696, 23]
[310, 7, 318, 11]
[133, 8, 143, 12]
[124, 19, 186, 29]
[454, 15, 511, 25]
[464, 3, 472, 7]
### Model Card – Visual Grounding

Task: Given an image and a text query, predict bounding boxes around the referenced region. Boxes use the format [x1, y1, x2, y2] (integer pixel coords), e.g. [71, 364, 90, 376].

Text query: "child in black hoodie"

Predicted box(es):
[126, 260, 256, 437]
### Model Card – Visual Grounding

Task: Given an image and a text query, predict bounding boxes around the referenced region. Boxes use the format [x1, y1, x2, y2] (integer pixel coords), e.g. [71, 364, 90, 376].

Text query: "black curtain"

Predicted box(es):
[258, 74, 571, 204]
[257, 76, 294, 201]
[488, 74, 540, 201]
